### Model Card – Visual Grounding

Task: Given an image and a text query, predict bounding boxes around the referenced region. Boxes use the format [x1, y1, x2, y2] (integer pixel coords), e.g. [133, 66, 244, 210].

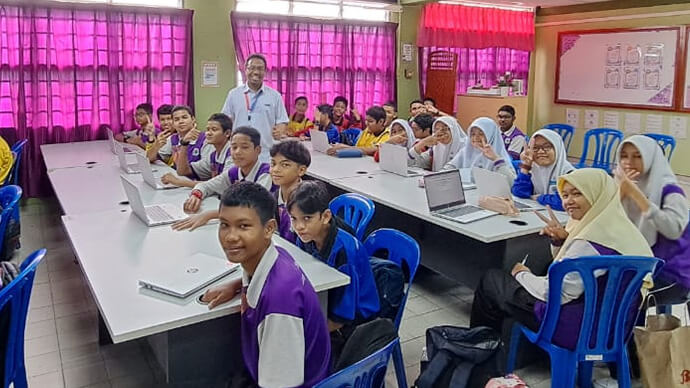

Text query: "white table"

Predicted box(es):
[40, 140, 137, 170]
[304, 141, 385, 181]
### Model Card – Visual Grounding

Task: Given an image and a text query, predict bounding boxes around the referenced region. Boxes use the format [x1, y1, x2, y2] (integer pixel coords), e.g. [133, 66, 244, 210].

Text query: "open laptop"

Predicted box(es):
[119, 176, 188, 226]
[379, 143, 427, 177]
[115, 141, 141, 174]
[423, 169, 497, 224]
[139, 252, 239, 298]
[107, 128, 135, 154]
[472, 167, 543, 211]
[136, 153, 174, 190]
[310, 130, 330, 153]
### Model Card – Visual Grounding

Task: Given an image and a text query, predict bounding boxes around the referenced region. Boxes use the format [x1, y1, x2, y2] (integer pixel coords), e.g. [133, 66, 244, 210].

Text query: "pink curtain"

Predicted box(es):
[419, 47, 530, 107]
[231, 12, 397, 116]
[0, 3, 193, 197]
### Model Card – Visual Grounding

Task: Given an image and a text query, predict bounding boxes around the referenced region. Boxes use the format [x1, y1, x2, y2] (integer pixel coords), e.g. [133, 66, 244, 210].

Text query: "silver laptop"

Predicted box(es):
[310, 130, 330, 153]
[472, 167, 542, 211]
[139, 252, 239, 298]
[107, 128, 135, 154]
[115, 141, 140, 174]
[423, 169, 496, 224]
[119, 176, 188, 226]
[136, 153, 174, 190]
[379, 143, 427, 177]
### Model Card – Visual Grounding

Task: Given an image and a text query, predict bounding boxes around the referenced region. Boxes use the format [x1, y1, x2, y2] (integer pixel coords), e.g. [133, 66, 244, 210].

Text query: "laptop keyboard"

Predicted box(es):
[148, 205, 173, 222]
[441, 205, 483, 218]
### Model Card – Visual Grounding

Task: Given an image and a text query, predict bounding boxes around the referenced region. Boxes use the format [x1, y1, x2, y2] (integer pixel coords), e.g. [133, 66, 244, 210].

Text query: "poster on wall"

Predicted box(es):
[556, 27, 680, 110]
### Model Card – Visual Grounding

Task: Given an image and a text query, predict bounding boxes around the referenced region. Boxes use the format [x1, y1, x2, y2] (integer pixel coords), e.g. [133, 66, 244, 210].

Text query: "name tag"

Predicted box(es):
[585, 354, 603, 361]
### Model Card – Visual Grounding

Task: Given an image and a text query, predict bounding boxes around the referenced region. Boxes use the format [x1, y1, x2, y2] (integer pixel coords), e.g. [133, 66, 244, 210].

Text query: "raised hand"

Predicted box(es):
[156, 131, 172, 148]
[535, 205, 568, 241]
[351, 107, 361, 121]
[520, 139, 534, 168]
[183, 127, 200, 143]
[480, 140, 499, 161]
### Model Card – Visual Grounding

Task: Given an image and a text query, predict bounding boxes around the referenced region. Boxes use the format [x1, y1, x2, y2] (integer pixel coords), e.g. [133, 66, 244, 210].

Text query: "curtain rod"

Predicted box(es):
[536, 9, 690, 27]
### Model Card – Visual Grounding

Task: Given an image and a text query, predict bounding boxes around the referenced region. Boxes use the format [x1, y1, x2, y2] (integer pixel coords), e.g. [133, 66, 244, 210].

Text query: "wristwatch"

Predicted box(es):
[179, 139, 190, 146]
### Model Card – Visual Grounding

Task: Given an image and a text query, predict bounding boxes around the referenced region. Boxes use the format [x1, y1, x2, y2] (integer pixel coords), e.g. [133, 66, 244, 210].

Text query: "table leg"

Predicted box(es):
[98, 311, 113, 346]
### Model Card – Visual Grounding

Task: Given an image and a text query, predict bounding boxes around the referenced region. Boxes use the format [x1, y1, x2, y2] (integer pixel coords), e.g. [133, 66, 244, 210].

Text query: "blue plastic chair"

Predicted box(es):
[544, 123, 575, 152]
[1, 248, 47, 388]
[506, 256, 661, 388]
[0, 185, 22, 256]
[576, 128, 623, 173]
[363, 229, 421, 388]
[329, 193, 375, 241]
[644, 133, 676, 161]
[342, 128, 362, 146]
[7, 139, 27, 186]
[314, 337, 399, 388]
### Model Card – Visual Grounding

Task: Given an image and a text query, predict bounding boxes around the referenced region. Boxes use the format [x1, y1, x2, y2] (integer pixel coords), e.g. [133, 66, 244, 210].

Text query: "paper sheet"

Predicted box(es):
[670, 116, 688, 139]
[624, 113, 641, 134]
[603, 111, 620, 129]
[584, 110, 600, 130]
[646, 114, 663, 133]
[566, 108, 580, 128]
[201, 61, 219, 87]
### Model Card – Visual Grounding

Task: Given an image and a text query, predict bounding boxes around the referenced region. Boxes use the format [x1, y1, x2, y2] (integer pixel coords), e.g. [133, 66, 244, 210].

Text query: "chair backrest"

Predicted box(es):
[644, 133, 676, 161]
[0, 185, 22, 255]
[8, 139, 27, 186]
[543, 123, 575, 152]
[362, 228, 421, 328]
[314, 337, 399, 388]
[343, 128, 362, 146]
[1, 249, 47, 388]
[537, 256, 660, 359]
[329, 193, 375, 241]
[577, 128, 623, 172]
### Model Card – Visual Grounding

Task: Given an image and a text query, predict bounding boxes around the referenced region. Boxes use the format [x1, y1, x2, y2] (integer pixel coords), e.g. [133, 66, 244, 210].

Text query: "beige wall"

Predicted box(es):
[397, 5, 422, 118]
[530, 4, 690, 176]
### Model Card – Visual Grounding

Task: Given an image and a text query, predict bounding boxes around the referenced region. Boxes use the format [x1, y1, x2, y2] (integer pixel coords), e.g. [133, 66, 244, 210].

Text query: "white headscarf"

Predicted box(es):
[460, 117, 512, 169]
[432, 116, 466, 172]
[530, 129, 575, 195]
[390, 119, 416, 150]
[616, 135, 679, 245]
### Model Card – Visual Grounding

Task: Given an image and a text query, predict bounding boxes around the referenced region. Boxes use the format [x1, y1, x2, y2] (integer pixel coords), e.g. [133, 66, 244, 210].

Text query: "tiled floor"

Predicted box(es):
[17, 197, 677, 387]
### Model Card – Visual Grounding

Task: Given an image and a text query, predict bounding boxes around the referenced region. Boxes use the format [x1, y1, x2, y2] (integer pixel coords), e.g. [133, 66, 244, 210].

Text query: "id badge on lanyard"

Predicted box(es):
[245, 91, 263, 121]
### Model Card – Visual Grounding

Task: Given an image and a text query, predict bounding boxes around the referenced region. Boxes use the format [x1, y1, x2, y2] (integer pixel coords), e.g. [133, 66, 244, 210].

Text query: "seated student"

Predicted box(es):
[287, 96, 314, 138]
[182, 126, 271, 214]
[313, 104, 340, 144]
[512, 129, 575, 211]
[326, 106, 390, 157]
[270, 141, 310, 243]
[410, 116, 466, 172]
[497, 105, 526, 160]
[411, 113, 434, 141]
[116, 103, 158, 150]
[470, 168, 653, 351]
[201, 182, 330, 388]
[332, 96, 362, 131]
[382, 101, 398, 129]
[373, 119, 415, 163]
[409, 99, 426, 120]
[161, 113, 234, 188]
[422, 97, 450, 118]
[287, 181, 380, 334]
[444, 117, 516, 185]
[615, 135, 690, 301]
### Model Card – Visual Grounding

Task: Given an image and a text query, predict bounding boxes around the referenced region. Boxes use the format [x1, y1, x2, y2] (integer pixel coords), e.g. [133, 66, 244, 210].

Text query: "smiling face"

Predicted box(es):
[619, 142, 644, 175]
[218, 205, 275, 266]
[365, 115, 384, 134]
[158, 114, 173, 133]
[532, 135, 556, 167]
[295, 99, 308, 115]
[134, 108, 150, 126]
[288, 207, 331, 244]
[205, 120, 229, 146]
[434, 122, 452, 145]
[245, 57, 266, 90]
[560, 181, 591, 220]
[333, 101, 347, 118]
[383, 105, 397, 126]
[172, 109, 195, 134]
[469, 127, 487, 149]
[231, 133, 261, 169]
[390, 123, 408, 144]
[411, 121, 428, 139]
[270, 153, 306, 187]
[410, 102, 425, 117]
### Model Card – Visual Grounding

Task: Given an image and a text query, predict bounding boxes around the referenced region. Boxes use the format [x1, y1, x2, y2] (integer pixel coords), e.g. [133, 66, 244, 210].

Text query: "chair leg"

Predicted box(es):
[616, 347, 632, 388]
[548, 348, 577, 388]
[392, 342, 408, 388]
[577, 361, 593, 388]
[506, 324, 522, 373]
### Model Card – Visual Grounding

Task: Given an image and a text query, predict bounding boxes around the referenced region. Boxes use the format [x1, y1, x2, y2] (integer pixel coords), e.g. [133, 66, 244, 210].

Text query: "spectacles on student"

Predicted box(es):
[532, 144, 554, 153]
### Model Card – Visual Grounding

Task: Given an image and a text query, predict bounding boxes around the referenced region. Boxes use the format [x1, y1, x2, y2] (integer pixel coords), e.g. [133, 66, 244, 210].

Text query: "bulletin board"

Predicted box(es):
[555, 27, 681, 110]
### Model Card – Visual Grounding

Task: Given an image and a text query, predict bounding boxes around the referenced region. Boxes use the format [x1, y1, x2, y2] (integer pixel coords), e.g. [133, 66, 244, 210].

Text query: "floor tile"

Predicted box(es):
[399, 336, 426, 368]
[104, 353, 151, 379]
[58, 326, 100, 351]
[63, 360, 109, 388]
[54, 298, 91, 319]
[100, 341, 145, 361]
[29, 283, 53, 309]
[109, 370, 156, 388]
[26, 319, 57, 340]
[404, 295, 441, 316]
[26, 350, 61, 377]
[56, 311, 98, 336]
[60, 342, 104, 370]
[25, 333, 59, 358]
[49, 265, 84, 285]
[28, 370, 65, 388]
[28, 305, 55, 323]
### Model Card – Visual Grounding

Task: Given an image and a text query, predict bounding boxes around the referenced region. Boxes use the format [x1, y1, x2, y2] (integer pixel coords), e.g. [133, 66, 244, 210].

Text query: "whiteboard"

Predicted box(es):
[556, 28, 680, 110]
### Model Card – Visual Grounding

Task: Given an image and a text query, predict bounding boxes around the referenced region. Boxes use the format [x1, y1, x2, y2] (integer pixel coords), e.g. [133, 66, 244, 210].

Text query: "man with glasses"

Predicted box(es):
[222, 53, 289, 162]
[496, 105, 526, 160]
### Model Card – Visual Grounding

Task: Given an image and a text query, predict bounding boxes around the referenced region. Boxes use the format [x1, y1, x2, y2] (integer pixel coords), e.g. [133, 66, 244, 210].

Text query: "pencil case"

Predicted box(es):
[336, 149, 363, 158]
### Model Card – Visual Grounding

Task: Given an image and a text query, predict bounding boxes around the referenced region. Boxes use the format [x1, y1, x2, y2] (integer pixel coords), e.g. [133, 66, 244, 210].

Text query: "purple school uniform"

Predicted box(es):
[501, 126, 526, 160]
[241, 245, 330, 387]
[171, 131, 207, 165]
[274, 190, 297, 243]
[210, 146, 232, 178]
[228, 162, 271, 188]
[652, 185, 690, 288]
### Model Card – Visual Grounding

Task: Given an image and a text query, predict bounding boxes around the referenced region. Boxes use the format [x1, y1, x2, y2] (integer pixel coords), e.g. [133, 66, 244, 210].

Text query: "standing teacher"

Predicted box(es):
[222, 53, 289, 162]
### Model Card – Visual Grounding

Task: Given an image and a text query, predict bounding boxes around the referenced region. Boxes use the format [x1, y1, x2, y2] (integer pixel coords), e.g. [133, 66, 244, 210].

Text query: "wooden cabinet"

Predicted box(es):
[456, 95, 528, 132]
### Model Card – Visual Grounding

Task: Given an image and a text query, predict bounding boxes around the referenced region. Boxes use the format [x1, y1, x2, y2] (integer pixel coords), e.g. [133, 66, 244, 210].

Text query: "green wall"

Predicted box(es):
[397, 5, 422, 118]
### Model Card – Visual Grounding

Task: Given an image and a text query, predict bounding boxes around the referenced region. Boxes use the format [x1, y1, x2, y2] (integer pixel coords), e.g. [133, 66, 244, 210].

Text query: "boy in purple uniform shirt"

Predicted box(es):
[201, 182, 331, 388]
[116, 102, 158, 150]
[269, 140, 310, 243]
[496, 105, 526, 160]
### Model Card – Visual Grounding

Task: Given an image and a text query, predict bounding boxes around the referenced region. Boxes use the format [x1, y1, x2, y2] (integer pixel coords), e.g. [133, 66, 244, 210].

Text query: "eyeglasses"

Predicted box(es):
[246, 66, 266, 72]
[497, 114, 513, 120]
[532, 144, 554, 153]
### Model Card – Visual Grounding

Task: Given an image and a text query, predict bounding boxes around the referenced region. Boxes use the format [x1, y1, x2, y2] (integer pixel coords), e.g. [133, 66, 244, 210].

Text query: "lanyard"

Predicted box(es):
[244, 90, 263, 121]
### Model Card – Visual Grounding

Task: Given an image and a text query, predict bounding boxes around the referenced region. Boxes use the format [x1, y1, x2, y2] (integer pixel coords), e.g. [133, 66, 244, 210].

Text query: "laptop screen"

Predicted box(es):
[423, 169, 466, 212]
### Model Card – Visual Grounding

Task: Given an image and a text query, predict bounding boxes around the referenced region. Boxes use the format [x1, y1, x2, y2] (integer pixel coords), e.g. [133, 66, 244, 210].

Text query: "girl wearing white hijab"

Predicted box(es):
[512, 129, 575, 211]
[616, 135, 690, 292]
[410, 116, 466, 172]
[444, 117, 516, 185]
[374, 119, 417, 166]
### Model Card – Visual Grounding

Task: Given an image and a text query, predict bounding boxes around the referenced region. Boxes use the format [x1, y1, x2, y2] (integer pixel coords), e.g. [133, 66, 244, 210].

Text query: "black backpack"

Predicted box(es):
[369, 257, 405, 322]
[414, 326, 502, 388]
[334, 317, 398, 372]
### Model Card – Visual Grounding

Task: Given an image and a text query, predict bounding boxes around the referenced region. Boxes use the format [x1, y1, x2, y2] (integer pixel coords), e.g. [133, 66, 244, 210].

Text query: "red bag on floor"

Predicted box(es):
[484, 373, 529, 388]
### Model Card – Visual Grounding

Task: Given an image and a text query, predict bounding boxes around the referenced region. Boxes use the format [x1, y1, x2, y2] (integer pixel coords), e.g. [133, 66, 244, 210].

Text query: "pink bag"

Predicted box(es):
[484, 374, 529, 388]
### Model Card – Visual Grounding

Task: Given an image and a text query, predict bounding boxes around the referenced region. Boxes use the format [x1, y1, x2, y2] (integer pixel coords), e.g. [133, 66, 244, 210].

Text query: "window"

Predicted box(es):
[51, 0, 182, 7]
[235, 0, 391, 22]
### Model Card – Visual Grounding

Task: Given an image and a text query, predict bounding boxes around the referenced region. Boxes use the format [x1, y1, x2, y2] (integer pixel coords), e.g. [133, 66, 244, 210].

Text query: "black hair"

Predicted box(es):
[365, 106, 387, 124]
[287, 181, 329, 214]
[409, 99, 424, 108]
[383, 101, 397, 111]
[157, 104, 173, 117]
[413, 114, 435, 132]
[270, 140, 311, 167]
[220, 181, 276, 225]
[232, 126, 261, 148]
[333, 96, 348, 107]
[317, 104, 334, 121]
[294, 96, 308, 104]
[498, 105, 516, 117]
[208, 113, 233, 132]
[136, 103, 153, 115]
[423, 97, 436, 106]
[246, 53, 267, 68]
[172, 105, 194, 117]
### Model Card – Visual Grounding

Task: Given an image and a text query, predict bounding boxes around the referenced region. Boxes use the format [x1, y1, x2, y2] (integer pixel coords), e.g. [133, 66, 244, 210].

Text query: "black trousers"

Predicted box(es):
[470, 269, 541, 333]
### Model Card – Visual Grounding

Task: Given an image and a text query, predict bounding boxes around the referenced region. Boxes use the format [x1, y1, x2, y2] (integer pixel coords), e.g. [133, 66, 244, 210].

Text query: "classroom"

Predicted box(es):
[1, 0, 690, 387]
